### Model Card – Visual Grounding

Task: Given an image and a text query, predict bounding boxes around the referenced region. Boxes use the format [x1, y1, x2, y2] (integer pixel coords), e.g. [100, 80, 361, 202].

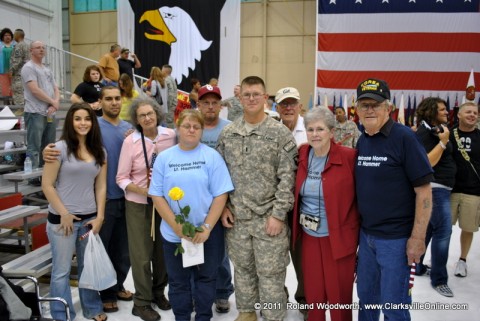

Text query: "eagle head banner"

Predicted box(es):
[127, 0, 226, 91]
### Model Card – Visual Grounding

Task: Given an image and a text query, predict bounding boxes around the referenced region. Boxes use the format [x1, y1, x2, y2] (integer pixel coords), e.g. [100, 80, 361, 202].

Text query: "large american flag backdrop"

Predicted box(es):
[316, 0, 480, 113]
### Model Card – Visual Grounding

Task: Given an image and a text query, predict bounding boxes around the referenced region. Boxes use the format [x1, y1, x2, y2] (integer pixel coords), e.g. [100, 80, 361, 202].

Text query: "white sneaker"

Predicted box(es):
[454, 260, 467, 277]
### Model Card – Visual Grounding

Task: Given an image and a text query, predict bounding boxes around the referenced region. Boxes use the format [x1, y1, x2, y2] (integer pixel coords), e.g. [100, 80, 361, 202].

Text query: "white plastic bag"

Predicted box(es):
[79, 232, 117, 291]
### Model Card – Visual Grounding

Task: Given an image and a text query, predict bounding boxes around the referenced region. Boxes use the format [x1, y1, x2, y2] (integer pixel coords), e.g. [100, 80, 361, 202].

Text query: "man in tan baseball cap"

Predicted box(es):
[275, 87, 307, 146]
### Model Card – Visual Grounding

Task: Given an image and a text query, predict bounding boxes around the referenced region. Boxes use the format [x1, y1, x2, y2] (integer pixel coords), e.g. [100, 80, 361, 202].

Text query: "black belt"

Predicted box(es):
[48, 212, 97, 224]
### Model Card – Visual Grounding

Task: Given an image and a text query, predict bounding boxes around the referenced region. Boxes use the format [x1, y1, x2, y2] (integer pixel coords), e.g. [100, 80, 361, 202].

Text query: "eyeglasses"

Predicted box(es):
[278, 101, 299, 108]
[138, 111, 155, 120]
[199, 101, 220, 108]
[241, 92, 264, 100]
[306, 127, 328, 134]
[357, 102, 385, 112]
[180, 124, 202, 131]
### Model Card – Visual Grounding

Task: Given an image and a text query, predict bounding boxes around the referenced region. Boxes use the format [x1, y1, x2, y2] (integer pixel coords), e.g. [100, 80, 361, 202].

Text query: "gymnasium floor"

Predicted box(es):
[47, 225, 479, 321]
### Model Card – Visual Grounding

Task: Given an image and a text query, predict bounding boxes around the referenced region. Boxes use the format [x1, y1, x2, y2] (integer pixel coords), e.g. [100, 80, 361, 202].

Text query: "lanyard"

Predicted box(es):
[453, 128, 480, 182]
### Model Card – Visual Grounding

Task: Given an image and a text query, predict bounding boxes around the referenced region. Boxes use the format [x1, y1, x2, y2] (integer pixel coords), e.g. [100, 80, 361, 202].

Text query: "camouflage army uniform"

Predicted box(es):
[224, 96, 244, 121]
[216, 116, 297, 321]
[165, 75, 178, 128]
[334, 120, 361, 148]
[9, 40, 30, 107]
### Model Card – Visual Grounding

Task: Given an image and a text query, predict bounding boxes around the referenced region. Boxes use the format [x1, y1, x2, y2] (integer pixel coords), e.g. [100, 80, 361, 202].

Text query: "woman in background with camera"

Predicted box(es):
[291, 106, 359, 321]
[116, 98, 176, 321]
[415, 97, 456, 297]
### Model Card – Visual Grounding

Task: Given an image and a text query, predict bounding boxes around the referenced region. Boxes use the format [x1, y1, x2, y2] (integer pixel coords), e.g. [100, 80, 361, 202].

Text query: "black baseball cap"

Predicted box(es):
[356, 78, 391, 102]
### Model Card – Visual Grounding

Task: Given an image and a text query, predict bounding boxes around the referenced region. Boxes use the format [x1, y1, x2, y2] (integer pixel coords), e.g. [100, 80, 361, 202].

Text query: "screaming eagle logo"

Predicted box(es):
[140, 6, 212, 85]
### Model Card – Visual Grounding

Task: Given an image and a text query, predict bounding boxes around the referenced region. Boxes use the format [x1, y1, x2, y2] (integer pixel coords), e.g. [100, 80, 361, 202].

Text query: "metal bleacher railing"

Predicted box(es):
[0, 43, 149, 177]
[0, 41, 148, 143]
[42, 42, 149, 98]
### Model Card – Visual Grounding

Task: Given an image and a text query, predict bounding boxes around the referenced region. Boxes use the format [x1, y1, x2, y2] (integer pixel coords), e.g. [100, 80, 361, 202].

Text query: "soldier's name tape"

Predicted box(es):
[253, 302, 469, 311]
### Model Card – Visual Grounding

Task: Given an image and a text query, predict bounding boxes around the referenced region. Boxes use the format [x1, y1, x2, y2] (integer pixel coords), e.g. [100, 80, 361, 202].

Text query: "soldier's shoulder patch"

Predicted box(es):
[283, 140, 296, 153]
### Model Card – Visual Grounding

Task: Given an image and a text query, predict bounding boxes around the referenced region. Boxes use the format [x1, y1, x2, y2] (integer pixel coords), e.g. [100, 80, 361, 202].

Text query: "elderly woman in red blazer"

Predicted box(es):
[292, 106, 360, 321]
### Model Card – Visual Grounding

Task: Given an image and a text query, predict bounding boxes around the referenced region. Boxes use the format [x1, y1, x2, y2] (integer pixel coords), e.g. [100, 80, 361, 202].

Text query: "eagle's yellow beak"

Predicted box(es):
[140, 10, 176, 45]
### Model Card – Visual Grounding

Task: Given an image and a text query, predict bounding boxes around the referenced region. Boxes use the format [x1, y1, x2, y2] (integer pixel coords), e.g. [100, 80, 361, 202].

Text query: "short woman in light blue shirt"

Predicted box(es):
[149, 109, 234, 321]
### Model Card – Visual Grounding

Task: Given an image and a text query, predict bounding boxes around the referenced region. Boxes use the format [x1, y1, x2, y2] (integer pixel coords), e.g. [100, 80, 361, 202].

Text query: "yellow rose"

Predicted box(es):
[168, 187, 184, 201]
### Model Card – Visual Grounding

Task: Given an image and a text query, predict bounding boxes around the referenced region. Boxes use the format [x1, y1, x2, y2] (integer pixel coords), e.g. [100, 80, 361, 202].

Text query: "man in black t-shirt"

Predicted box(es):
[117, 48, 141, 82]
[450, 101, 480, 278]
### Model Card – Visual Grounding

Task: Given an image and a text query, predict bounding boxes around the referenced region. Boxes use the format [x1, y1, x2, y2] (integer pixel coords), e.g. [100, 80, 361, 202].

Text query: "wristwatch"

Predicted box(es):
[203, 223, 211, 231]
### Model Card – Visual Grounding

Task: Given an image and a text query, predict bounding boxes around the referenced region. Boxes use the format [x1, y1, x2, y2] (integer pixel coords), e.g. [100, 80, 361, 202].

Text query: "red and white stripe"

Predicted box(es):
[316, 11, 480, 105]
[409, 263, 416, 296]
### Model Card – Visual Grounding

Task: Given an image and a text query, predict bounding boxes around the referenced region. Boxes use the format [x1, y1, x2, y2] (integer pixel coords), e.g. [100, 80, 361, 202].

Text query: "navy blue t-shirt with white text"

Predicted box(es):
[355, 119, 433, 238]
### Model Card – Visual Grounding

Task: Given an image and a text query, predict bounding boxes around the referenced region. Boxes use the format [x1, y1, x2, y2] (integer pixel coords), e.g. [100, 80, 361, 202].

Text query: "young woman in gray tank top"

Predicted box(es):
[42, 102, 107, 321]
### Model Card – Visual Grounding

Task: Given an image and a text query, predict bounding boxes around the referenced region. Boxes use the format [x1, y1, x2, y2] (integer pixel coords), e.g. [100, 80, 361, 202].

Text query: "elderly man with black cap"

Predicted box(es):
[354, 79, 433, 321]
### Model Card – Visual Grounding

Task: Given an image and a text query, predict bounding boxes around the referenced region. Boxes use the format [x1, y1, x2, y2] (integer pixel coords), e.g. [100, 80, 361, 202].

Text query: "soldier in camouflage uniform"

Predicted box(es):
[9, 29, 30, 109]
[222, 84, 244, 121]
[162, 64, 178, 128]
[217, 76, 297, 321]
[333, 106, 361, 148]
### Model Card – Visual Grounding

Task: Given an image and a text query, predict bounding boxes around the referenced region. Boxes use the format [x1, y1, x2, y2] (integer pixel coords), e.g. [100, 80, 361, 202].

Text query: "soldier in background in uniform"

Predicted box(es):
[217, 76, 297, 321]
[222, 85, 244, 121]
[333, 106, 360, 148]
[9, 29, 30, 111]
[161, 64, 178, 128]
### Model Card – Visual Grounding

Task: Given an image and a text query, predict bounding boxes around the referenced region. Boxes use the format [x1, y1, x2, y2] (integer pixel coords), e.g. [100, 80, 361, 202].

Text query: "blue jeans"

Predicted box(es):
[102, 80, 118, 87]
[416, 188, 452, 286]
[99, 198, 131, 302]
[216, 239, 234, 300]
[47, 220, 103, 321]
[24, 112, 56, 168]
[163, 223, 224, 321]
[192, 227, 234, 301]
[357, 229, 411, 321]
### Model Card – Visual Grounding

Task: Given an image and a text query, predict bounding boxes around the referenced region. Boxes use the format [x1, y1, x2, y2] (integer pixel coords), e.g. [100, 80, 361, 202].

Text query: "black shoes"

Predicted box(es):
[215, 299, 230, 313]
[152, 295, 172, 311]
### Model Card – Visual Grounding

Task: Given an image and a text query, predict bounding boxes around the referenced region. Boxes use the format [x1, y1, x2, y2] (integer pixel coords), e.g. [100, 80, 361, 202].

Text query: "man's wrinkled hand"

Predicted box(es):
[406, 237, 426, 265]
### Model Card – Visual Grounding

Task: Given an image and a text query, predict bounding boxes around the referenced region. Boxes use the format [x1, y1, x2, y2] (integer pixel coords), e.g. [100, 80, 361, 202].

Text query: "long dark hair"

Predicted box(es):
[61, 103, 105, 166]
